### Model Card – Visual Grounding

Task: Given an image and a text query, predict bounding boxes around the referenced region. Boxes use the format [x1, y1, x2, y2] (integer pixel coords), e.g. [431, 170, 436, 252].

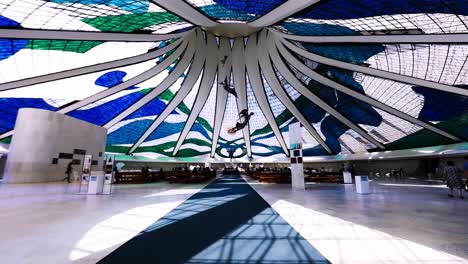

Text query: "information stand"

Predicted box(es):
[355, 175, 370, 194]
[78, 155, 92, 194]
[102, 154, 115, 195]
[343, 171, 353, 184]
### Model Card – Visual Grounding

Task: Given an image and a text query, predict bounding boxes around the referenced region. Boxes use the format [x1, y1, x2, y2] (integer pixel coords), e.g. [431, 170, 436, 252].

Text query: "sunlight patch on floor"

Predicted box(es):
[271, 199, 467, 264]
[143, 188, 202, 197]
[69, 200, 185, 262]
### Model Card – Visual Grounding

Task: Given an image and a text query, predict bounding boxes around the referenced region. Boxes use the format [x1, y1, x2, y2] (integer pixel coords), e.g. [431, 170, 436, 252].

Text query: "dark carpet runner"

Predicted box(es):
[98, 174, 330, 263]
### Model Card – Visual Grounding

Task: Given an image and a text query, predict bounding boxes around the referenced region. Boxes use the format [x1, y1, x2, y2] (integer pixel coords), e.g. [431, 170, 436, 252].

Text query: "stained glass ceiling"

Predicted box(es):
[0, 0, 467, 160]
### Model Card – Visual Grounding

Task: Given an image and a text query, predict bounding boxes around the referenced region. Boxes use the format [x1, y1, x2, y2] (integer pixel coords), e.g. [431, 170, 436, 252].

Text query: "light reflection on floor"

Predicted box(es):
[97, 175, 330, 263]
[0, 182, 207, 264]
[142, 193, 247, 233]
[269, 199, 467, 264]
[69, 200, 186, 262]
[142, 188, 227, 198]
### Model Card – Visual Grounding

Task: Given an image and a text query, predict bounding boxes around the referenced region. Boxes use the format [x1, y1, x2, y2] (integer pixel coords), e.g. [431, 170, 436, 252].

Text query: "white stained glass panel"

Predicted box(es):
[0, 59, 157, 102]
[0, 41, 160, 83]
[0, 0, 189, 32]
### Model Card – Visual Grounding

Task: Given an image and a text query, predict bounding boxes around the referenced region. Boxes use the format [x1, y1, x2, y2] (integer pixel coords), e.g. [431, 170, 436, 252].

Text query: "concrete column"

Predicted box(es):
[4, 109, 107, 183]
[289, 122, 305, 190]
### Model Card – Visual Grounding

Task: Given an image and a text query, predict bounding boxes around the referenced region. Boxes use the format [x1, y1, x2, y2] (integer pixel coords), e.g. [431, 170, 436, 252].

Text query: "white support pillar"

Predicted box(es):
[289, 122, 305, 190]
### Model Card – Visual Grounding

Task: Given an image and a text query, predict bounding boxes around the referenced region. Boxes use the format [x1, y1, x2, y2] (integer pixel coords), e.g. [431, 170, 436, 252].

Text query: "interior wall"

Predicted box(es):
[114, 156, 467, 178]
[4, 109, 107, 183]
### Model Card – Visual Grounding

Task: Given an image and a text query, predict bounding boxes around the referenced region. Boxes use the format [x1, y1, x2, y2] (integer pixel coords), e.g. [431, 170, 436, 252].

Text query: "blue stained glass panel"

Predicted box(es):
[124, 98, 176, 120]
[0, 16, 28, 61]
[107, 119, 153, 145]
[213, 0, 286, 17]
[413, 85, 468, 121]
[0, 98, 57, 133]
[186, 1, 286, 22]
[68, 90, 148, 126]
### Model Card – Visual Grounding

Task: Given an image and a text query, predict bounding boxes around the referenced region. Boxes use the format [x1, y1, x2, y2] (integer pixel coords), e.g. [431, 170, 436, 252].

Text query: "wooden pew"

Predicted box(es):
[165, 170, 216, 184]
[305, 171, 342, 183]
[256, 171, 291, 184]
[114, 170, 146, 184]
[115, 170, 163, 184]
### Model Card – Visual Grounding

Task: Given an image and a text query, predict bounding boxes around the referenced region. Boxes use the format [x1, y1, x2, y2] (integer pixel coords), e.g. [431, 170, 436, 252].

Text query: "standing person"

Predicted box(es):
[398, 168, 405, 182]
[464, 156, 468, 192]
[113, 166, 120, 183]
[62, 161, 73, 183]
[444, 161, 464, 199]
[464, 156, 468, 179]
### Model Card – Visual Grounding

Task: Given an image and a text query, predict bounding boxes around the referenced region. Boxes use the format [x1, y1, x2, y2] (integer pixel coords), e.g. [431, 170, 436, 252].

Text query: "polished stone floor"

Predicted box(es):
[0, 181, 208, 264]
[99, 174, 330, 263]
[247, 178, 468, 264]
[0, 177, 467, 264]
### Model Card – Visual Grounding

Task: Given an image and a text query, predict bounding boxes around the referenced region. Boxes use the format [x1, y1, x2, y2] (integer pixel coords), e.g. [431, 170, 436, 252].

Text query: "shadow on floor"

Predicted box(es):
[98, 175, 330, 264]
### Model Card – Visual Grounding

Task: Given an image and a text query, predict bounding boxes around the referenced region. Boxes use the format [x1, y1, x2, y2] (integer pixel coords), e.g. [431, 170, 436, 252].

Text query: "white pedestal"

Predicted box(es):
[355, 175, 370, 194]
[87, 171, 105, 195]
[289, 122, 304, 190]
[343, 171, 352, 184]
[291, 164, 305, 190]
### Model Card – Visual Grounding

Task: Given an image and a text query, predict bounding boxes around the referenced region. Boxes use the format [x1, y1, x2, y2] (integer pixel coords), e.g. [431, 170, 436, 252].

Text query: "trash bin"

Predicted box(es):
[355, 175, 370, 194]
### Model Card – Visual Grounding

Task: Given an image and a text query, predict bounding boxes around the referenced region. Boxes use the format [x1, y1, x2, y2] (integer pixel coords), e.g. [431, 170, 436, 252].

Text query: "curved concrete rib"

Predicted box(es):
[58, 38, 189, 114]
[248, 0, 321, 28]
[151, 0, 218, 27]
[211, 37, 232, 157]
[268, 33, 385, 150]
[0, 131, 13, 141]
[256, 31, 333, 154]
[103, 31, 198, 129]
[275, 38, 462, 142]
[245, 33, 289, 156]
[279, 37, 468, 97]
[127, 30, 207, 154]
[0, 28, 187, 41]
[272, 30, 468, 44]
[0, 35, 191, 141]
[0, 37, 185, 91]
[173, 33, 218, 155]
[232, 37, 253, 158]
